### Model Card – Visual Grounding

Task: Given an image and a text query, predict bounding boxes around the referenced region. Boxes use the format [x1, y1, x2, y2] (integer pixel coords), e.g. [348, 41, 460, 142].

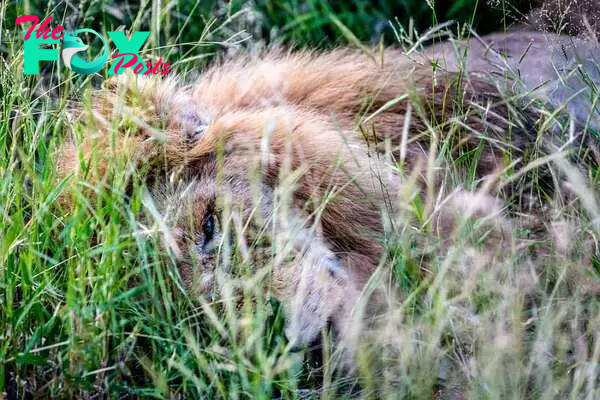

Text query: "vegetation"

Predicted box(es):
[1, 0, 599, 398]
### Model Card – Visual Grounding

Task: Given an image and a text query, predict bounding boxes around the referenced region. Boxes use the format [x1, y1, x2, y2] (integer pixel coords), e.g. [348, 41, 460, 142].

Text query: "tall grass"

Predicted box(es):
[1, 0, 600, 398]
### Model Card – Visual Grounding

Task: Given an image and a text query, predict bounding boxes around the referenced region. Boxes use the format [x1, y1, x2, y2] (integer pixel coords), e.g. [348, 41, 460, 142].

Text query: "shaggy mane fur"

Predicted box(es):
[56, 45, 555, 349]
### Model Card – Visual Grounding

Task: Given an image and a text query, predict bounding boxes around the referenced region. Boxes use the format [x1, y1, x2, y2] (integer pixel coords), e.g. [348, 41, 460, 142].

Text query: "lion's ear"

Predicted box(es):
[54, 74, 166, 198]
[54, 70, 200, 206]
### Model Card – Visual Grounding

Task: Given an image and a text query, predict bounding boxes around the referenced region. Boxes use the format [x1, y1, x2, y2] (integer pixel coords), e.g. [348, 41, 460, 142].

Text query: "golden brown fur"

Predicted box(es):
[56, 46, 542, 348]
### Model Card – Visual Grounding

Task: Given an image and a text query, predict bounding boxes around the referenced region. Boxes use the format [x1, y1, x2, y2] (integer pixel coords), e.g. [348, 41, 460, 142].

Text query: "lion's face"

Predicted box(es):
[152, 178, 221, 294]
[149, 167, 361, 348]
[57, 69, 398, 347]
[151, 170, 275, 295]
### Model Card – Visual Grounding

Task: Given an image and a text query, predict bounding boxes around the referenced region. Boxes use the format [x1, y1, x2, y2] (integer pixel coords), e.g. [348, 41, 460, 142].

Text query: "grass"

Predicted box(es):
[1, 0, 600, 398]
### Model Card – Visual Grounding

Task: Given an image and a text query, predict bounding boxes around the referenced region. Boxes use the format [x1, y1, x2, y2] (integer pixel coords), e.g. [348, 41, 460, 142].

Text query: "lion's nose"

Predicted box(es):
[180, 110, 210, 143]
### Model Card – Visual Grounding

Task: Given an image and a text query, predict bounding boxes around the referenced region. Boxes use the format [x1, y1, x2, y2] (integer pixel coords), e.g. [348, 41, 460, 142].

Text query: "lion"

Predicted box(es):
[427, 30, 600, 132]
[56, 34, 589, 352]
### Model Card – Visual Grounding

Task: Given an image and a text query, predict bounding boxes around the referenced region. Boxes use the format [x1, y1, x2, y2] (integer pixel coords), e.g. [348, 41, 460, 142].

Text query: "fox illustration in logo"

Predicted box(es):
[61, 31, 88, 70]
[61, 29, 108, 75]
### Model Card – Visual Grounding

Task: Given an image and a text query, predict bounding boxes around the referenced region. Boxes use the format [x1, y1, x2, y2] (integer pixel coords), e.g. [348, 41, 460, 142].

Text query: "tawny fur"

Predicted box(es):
[56, 46, 547, 348]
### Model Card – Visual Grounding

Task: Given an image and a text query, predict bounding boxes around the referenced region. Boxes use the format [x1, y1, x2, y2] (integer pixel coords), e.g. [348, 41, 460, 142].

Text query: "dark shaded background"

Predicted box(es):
[4, 0, 540, 68]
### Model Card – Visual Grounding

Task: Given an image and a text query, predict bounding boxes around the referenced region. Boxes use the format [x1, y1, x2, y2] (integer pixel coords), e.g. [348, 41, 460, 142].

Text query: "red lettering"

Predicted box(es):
[112, 53, 139, 72]
[143, 61, 153, 75]
[15, 16, 61, 41]
[15, 15, 39, 41]
[35, 16, 52, 40]
[151, 58, 163, 75]
[50, 26, 63, 40]
[110, 53, 170, 75]
[161, 62, 170, 75]
[133, 62, 145, 74]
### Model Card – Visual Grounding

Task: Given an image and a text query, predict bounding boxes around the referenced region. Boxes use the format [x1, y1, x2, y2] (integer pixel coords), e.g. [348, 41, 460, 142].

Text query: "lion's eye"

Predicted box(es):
[194, 214, 218, 257]
[202, 214, 215, 244]
[191, 124, 208, 142]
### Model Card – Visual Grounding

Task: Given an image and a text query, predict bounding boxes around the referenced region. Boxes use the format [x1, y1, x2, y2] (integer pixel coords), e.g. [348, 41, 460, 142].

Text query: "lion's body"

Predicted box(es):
[57, 36, 578, 347]
[428, 31, 600, 130]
